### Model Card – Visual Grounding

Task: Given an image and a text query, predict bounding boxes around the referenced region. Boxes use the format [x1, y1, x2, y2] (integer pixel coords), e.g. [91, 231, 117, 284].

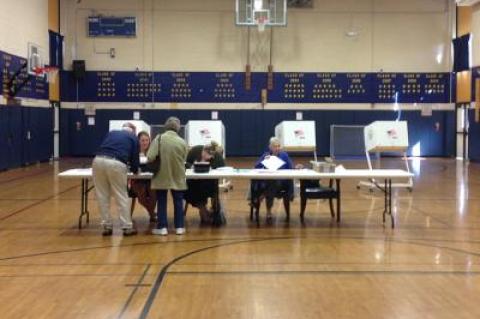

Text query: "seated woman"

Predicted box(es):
[129, 131, 157, 223]
[184, 141, 225, 224]
[252, 137, 294, 222]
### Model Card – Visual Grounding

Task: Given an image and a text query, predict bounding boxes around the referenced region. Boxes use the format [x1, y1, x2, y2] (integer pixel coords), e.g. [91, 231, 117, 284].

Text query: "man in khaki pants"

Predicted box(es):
[92, 123, 140, 236]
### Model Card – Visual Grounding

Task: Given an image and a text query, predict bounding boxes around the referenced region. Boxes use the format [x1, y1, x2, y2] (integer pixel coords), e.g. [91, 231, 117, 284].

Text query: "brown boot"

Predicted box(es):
[199, 207, 212, 225]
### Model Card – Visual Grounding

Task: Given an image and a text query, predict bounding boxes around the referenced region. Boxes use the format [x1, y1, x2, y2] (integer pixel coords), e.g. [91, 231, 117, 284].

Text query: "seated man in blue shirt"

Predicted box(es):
[92, 122, 140, 236]
[252, 137, 294, 223]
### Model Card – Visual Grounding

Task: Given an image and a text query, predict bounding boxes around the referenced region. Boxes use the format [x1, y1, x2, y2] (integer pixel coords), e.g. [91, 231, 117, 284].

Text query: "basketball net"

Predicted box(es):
[33, 66, 59, 83]
[256, 16, 268, 32]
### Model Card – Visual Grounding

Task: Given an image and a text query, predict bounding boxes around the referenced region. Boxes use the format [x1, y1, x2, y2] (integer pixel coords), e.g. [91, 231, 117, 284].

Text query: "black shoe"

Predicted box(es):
[102, 228, 113, 236]
[266, 213, 273, 224]
[149, 216, 158, 223]
[123, 228, 138, 236]
[200, 218, 212, 226]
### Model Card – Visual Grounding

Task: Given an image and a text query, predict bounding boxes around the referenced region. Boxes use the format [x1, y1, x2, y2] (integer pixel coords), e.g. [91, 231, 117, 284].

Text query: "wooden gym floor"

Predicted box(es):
[0, 157, 479, 319]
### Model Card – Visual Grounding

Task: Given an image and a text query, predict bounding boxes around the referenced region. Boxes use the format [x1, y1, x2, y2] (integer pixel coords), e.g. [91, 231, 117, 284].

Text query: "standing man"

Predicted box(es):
[92, 122, 140, 236]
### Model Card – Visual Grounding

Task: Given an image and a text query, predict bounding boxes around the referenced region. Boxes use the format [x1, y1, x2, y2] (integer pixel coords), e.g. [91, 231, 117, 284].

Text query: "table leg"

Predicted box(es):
[336, 179, 341, 223]
[382, 179, 394, 228]
[389, 179, 394, 228]
[211, 179, 223, 227]
[383, 179, 387, 223]
[85, 179, 90, 224]
[78, 178, 93, 229]
[79, 179, 85, 229]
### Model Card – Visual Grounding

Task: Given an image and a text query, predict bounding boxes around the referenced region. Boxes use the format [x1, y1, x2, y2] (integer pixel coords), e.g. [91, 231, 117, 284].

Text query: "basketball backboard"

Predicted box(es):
[236, 0, 287, 26]
[27, 43, 46, 76]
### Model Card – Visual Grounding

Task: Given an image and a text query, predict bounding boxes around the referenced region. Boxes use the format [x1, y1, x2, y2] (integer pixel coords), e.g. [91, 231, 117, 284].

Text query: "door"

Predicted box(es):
[6, 106, 24, 168]
[0, 107, 7, 170]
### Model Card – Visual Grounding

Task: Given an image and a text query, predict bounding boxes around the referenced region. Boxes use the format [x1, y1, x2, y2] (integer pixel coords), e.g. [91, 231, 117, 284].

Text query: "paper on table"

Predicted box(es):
[216, 166, 234, 171]
[256, 169, 277, 174]
[261, 155, 285, 171]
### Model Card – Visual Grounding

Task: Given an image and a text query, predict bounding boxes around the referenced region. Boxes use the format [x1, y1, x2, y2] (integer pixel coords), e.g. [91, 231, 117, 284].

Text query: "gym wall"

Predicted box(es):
[59, 0, 456, 158]
[0, 0, 53, 170]
[61, 0, 452, 73]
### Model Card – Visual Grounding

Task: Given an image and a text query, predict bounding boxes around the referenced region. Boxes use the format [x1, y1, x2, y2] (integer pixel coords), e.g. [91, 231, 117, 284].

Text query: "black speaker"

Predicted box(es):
[72, 60, 86, 79]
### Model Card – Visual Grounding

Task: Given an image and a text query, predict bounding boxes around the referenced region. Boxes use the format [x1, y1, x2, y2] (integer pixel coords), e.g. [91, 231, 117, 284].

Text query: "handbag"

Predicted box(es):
[144, 135, 162, 174]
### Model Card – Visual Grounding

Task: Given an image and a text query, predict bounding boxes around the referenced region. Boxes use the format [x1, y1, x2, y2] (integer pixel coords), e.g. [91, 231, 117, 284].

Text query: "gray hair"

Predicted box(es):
[122, 122, 136, 134]
[269, 137, 281, 147]
[164, 117, 181, 132]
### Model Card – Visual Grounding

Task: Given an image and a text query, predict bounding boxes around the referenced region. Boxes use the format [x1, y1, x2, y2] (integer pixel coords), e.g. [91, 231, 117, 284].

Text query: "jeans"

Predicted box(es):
[156, 189, 185, 229]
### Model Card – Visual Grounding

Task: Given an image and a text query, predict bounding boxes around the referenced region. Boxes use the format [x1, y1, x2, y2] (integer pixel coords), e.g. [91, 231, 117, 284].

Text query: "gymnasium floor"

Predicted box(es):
[0, 157, 479, 319]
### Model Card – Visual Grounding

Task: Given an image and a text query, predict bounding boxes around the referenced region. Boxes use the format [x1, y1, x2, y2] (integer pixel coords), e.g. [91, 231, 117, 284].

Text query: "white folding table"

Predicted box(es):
[59, 168, 412, 229]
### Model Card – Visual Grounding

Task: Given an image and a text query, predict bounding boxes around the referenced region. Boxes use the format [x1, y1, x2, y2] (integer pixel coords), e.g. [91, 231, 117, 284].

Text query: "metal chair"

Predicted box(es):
[299, 179, 340, 223]
[250, 180, 291, 226]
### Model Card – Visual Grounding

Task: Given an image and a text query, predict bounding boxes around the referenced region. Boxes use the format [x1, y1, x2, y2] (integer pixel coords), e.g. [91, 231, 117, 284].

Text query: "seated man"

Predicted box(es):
[184, 141, 225, 224]
[252, 137, 294, 222]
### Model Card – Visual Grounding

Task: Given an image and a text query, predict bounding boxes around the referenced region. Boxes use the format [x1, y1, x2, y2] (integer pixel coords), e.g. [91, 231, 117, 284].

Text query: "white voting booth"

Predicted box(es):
[364, 121, 409, 152]
[109, 120, 151, 135]
[109, 120, 151, 164]
[275, 121, 317, 161]
[185, 121, 225, 149]
[185, 120, 230, 191]
[359, 121, 413, 190]
[275, 121, 317, 197]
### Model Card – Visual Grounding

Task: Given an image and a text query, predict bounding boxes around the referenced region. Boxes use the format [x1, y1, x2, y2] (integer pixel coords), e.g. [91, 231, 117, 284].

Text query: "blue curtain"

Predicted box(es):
[452, 33, 470, 72]
[49, 30, 63, 68]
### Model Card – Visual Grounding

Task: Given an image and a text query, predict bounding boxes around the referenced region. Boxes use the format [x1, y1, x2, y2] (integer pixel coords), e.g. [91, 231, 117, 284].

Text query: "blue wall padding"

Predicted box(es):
[0, 105, 53, 170]
[468, 110, 480, 161]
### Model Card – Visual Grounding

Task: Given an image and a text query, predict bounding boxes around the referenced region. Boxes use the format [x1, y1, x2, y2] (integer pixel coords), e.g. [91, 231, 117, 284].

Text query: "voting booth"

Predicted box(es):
[151, 125, 185, 139]
[109, 120, 151, 135]
[364, 121, 409, 153]
[185, 120, 230, 191]
[109, 120, 151, 164]
[360, 121, 412, 191]
[185, 121, 225, 148]
[275, 121, 317, 160]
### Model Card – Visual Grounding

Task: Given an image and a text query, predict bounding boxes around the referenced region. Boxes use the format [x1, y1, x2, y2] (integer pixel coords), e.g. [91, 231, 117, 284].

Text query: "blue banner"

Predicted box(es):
[0, 49, 49, 100]
[60, 70, 452, 104]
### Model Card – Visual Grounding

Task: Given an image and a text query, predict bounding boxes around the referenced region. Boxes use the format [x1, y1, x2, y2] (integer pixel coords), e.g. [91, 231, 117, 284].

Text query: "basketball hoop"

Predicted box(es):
[256, 16, 268, 32]
[33, 66, 59, 83]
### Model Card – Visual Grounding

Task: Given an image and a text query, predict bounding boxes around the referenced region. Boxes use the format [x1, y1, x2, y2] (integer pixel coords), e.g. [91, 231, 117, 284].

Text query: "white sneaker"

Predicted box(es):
[152, 228, 168, 236]
[175, 228, 186, 235]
